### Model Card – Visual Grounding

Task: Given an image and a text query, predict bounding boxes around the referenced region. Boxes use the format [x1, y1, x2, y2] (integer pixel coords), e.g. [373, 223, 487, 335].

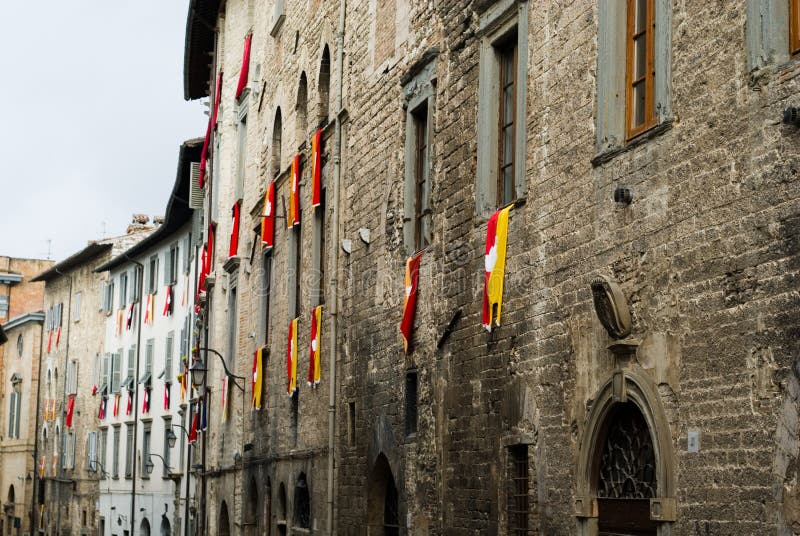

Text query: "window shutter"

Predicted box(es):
[112, 353, 121, 393]
[164, 251, 170, 285]
[8, 394, 15, 437]
[189, 163, 204, 209]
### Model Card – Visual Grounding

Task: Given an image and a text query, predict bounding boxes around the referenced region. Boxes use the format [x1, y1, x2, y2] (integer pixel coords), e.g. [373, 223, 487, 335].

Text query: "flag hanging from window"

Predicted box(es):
[178, 370, 187, 404]
[188, 411, 198, 444]
[221, 376, 229, 423]
[143, 294, 152, 324]
[288, 155, 301, 228]
[198, 223, 215, 296]
[252, 347, 264, 410]
[98, 393, 107, 420]
[39, 456, 45, 478]
[164, 383, 171, 410]
[235, 33, 253, 100]
[92, 384, 97, 396]
[163, 285, 173, 317]
[47, 330, 52, 353]
[56, 325, 61, 347]
[482, 205, 512, 331]
[229, 200, 241, 258]
[126, 390, 132, 416]
[65, 394, 75, 427]
[287, 318, 298, 395]
[198, 72, 224, 188]
[400, 252, 423, 353]
[116, 308, 123, 335]
[308, 305, 322, 386]
[262, 182, 275, 250]
[311, 129, 323, 209]
[51, 454, 57, 476]
[212, 71, 223, 130]
[126, 303, 135, 330]
[142, 385, 150, 414]
[113, 394, 120, 417]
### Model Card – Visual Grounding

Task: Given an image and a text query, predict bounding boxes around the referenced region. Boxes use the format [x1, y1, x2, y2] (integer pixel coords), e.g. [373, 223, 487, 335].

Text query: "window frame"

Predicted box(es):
[791, 0, 800, 56]
[625, 0, 657, 140]
[507, 444, 529, 535]
[497, 36, 518, 207]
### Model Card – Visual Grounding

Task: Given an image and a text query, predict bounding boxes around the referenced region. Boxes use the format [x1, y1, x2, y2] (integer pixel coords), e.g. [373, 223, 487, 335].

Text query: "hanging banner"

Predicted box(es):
[482, 205, 512, 331]
[400, 252, 422, 353]
[287, 318, 298, 395]
[311, 129, 323, 209]
[261, 182, 275, 250]
[308, 305, 322, 386]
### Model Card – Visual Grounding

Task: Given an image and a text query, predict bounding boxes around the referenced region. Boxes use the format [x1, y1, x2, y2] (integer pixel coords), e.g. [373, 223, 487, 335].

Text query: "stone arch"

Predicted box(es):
[317, 45, 331, 123]
[219, 501, 231, 536]
[367, 453, 400, 535]
[159, 516, 171, 536]
[139, 517, 151, 536]
[277, 482, 287, 535]
[296, 72, 308, 143]
[245, 476, 259, 536]
[7, 484, 14, 505]
[575, 367, 676, 535]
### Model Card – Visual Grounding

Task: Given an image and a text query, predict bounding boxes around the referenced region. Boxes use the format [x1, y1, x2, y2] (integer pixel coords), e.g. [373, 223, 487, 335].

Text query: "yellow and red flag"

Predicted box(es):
[262, 182, 275, 250]
[288, 155, 301, 228]
[308, 305, 322, 386]
[252, 347, 264, 409]
[482, 205, 512, 331]
[177, 369, 187, 404]
[311, 129, 323, 209]
[39, 456, 45, 478]
[287, 318, 298, 395]
[400, 253, 422, 353]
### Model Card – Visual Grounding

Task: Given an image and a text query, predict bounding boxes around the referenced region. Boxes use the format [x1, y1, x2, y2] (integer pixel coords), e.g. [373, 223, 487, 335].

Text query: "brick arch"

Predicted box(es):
[575, 366, 677, 536]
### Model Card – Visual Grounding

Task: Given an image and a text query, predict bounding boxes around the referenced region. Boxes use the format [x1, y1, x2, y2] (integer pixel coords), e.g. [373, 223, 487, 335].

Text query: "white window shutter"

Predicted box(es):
[189, 162, 204, 209]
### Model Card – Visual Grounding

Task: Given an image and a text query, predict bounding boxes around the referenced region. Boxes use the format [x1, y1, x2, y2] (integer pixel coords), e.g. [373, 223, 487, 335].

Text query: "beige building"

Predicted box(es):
[0, 257, 52, 536]
[31, 226, 153, 536]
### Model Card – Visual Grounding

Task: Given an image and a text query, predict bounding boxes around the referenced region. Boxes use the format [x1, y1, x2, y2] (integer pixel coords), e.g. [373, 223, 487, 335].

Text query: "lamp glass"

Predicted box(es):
[167, 429, 177, 448]
[190, 358, 207, 386]
[145, 458, 154, 475]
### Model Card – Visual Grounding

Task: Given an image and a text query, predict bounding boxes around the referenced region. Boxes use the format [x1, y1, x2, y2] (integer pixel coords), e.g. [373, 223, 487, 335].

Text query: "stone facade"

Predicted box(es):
[185, 1, 800, 535]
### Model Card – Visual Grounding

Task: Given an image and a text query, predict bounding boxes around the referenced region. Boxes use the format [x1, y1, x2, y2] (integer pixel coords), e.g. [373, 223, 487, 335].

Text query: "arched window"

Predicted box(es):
[277, 482, 287, 536]
[367, 454, 400, 536]
[219, 501, 231, 536]
[265, 478, 272, 536]
[140, 517, 150, 536]
[318, 46, 331, 123]
[245, 477, 259, 536]
[293, 473, 310, 529]
[7, 484, 15, 505]
[159, 517, 171, 536]
[272, 108, 283, 178]
[296, 72, 308, 144]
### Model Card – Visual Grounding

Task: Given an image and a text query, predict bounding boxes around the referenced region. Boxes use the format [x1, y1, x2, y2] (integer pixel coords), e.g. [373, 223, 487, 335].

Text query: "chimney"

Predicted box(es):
[127, 214, 152, 234]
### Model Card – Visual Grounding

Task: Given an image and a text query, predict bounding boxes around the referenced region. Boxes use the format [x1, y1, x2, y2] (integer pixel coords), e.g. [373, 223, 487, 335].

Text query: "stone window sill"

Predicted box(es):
[592, 120, 674, 167]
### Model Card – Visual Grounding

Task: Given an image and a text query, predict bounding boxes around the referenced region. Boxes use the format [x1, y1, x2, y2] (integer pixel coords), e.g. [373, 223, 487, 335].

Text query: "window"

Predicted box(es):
[476, 3, 528, 214]
[507, 445, 529, 535]
[148, 255, 159, 294]
[312, 189, 326, 306]
[163, 417, 172, 474]
[87, 432, 98, 473]
[166, 243, 179, 285]
[145, 339, 154, 377]
[291, 391, 299, 447]
[403, 57, 435, 254]
[261, 254, 273, 344]
[318, 45, 331, 123]
[272, 108, 283, 178]
[73, 291, 82, 322]
[119, 271, 128, 306]
[183, 235, 192, 275]
[236, 100, 248, 201]
[0, 294, 8, 319]
[125, 424, 133, 478]
[348, 401, 356, 447]
[626, 0, 656, 139]
[227, 284, 238, 373]
[111, 351, 121, 393]
[405, 370, 418, 436]
[180, 315, 190, 360]
[296, 72, 308, 144]
[289, 224, 302, 318]
[113, 425, 121, 478]
[99, 428, 108, 473]
[293, 473, 311, 529]
[792, 0, 800, 56]
[7, 384, 21, 439]
[142, 422, 151, 479]
[132, 265, 143, 303]
[165, 332, 174, 381]
[16, 334, 22, 358]
[64, 432, 75, 470]
[595, 0, 671, 157]
[127, 346, 136, 388]
[66, 360, 78, 395]
[104, 281, 115, 314]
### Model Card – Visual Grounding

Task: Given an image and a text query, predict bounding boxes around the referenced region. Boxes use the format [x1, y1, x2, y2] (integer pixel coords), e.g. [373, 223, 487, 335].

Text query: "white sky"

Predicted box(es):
[0, 1, 207, 262]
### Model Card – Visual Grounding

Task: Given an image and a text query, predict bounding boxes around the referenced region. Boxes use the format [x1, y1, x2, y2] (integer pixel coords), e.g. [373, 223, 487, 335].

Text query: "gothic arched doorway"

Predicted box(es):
[245, 477, 260, 536]
[140, 518, 151, 536]
[576, 368, 676, 536]
[219, 501, 231, 536]
[367, 453, 400, 536]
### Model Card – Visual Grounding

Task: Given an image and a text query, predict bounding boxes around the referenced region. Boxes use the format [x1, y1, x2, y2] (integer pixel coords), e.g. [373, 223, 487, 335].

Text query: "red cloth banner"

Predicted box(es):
[235, 33, 253, 100]
[308, 305, 322, 386]
[112, 394, 120, 417]
[212, 71, 223, 129]
[142, 386, 150, 414]
[126, 391, 132, 416]
[229, 201, 241, 257]
[400, 252, 422, 353]
[65, 394, 75, 427]
[164, 383, 171, 410]
[482, 205, 512, 331]
[311, 130, 323, 209]
[288, 155, 301, 228]
[163, 285, 173, 317]
[188, 412, 198, 444]
[261, 182, 275, 250]
[199, 71, 224, 188]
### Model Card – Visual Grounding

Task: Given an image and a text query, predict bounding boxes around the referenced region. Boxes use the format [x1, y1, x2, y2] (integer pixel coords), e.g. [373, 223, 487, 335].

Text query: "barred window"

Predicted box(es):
[507, 444, 529, 535]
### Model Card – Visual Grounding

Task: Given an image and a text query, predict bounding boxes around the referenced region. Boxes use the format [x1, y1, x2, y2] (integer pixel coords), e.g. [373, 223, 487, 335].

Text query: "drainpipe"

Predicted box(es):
[30, 292, 47, 534]
[126, 257, 145, 536]
[327, 0, 346, 533]
[56, 270, 73, 534]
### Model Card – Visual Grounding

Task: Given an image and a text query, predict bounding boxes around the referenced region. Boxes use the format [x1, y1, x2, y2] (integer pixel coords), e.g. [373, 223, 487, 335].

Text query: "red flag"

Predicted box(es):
[65, 394, 75, 427]
[56, 326, 61, 347]
[198, 71, 223, 188]
[400, 253, 422, 353]
[126, 391, 132, 416]
[288, 155, 301, 228]
[46, 330, 52, 353]
[311, 129, 323, 209]
[229, 201, 241, 257]
[126, 303, 134, 330]
[163, 285, 173, 316]
[261, 182, 275, 250]
[142, 387, 150, 413]
[188, 412, 199, 444]
[235, 33, 253, 100]
[212, 70, 223, 130]
[308, 305, 322, 386]
[112, 394, 120, 417]
[92, 384, 97, 396]
[164, 383, 171, 410]
[98, 395, 107, 420]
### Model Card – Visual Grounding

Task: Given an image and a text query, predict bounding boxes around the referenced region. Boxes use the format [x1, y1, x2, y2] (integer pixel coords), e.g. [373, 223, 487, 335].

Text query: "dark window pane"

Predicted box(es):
[635, 0, 647, 33]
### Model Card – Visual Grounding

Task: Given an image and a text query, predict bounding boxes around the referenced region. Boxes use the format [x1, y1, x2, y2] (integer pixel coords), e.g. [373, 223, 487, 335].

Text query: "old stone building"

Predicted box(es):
[31, 226, 153, 536]
[184, 0, 800, 535]
[0, 257, 51, 536]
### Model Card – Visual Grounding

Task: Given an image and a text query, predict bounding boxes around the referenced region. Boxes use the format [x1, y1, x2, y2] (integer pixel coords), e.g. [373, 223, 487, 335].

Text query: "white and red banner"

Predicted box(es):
[482, 205, 512, 331]
[311, 129, 323, 209]
[400, 252, 422, 353]
[308, 305, 322, 386]
[261, 182, 275, 250]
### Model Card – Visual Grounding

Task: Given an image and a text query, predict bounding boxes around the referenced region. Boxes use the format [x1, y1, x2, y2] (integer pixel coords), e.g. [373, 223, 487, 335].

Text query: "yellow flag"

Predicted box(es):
[482, 205, 512, 331]
[252, 347, 263, 410]
[287, 318, 298, 395]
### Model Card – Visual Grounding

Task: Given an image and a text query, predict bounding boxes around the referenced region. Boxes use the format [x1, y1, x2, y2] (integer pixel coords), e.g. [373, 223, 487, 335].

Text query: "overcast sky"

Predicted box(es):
[0, 1, 207, 262]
